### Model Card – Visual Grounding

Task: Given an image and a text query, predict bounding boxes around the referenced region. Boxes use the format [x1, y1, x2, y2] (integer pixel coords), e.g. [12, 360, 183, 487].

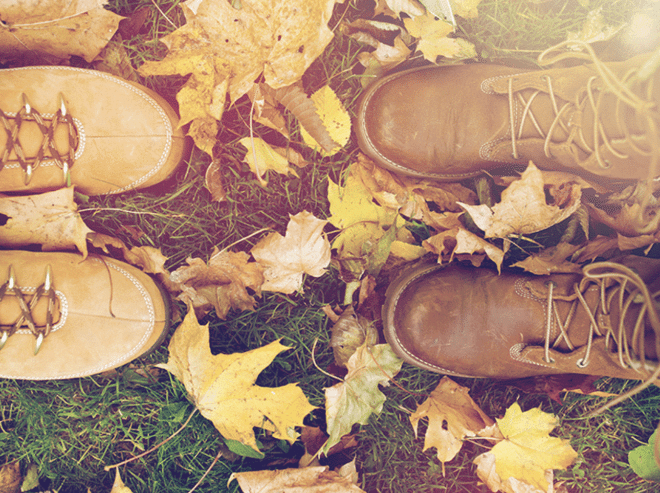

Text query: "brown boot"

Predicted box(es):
[383, 256, 660, 386]
[0, 66, 188, 195]
[356, 42, 660, 183]
[0, 251, 170, 379]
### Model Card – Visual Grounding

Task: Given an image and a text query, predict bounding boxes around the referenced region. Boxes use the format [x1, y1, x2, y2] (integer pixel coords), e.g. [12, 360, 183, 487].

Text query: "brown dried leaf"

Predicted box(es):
[459, 162, 582, 238]
[0, 187, 92, 256]
[169, 248, 264, 319]
[0, 461, 20, 493]
[274, 84, 339, 154]
[248, 83, 290, 138]
[0, 0, 122, 63]
[424, 227, 504, 272]
[93, 37, 141, 82]
[228, 466, 366, 493]
[510, 242, 583, 276]
[204, 159, 227, 202]
[410, 377, 498, 463]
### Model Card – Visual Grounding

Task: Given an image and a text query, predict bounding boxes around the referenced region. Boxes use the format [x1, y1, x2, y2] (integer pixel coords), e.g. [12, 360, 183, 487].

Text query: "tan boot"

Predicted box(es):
[0, 66, 189, 195]
[356, 42, 660, 183]
[0, 251, 170, 380]
[383, 256, 660, 386]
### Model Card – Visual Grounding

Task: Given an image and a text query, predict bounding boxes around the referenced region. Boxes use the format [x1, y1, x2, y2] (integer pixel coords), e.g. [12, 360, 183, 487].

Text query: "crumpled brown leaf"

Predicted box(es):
[0, 0, 122, 63]
[459, 162, 582, 238]
[424, 227, 505, 272]
[168, 248, 264, 319]
[0, 187, 92, 256]
[228, 465, 366, 493]
[410, 376, 501, 463]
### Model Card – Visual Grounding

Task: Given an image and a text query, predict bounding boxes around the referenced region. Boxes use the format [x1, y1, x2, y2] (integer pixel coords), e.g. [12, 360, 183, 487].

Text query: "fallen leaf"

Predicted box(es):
[410, 377, 498, 463]
[510, 242, 583, 276]
[322, 342, 403, 454]
[566, 6, 625, 48]
[238, 137, 300, 186]
[423, 227, 504, 272]
[110, 470, 134, 493]
[628, 429, 660, 482]
[205, 159, 227, 202]
[0, 0, 122, 63]
[251, 211, 331, 294]
[330, 306, 379, 367]
[377, 0, 426, 18]
[474, 451, 555, 493]
[93, 37, 141, 82]
[459, 162, 582, 238]
[159, 308, 315, 452]
[169, 248, 264, 319]
[139, 0, 343, 153]
[404, 11, 476, 62]
[124, 246, 169, 276]
[228, 466, 366, 493]
[248, 83, 290, 138]
[490, 402, 578, 491]
[450, 0, 482, 18]
[300, 85, 352, 156]
[0, 187, 92, 257]
[0, 462, 20, 493]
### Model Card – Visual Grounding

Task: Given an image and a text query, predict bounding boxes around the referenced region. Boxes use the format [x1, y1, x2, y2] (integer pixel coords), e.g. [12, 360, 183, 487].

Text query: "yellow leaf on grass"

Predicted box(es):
[110, 470, 133, 493]
[0, 187, 92, 257]
[404, 12, 475, 62]
[159, 308, 316, 452]
[238, 137, 300, 185]
[459, 162, 582, 239]
[138, 0, 343, 154]
[491, 402, 578, 491]
[450, 0, 482, 18]
[300, 85, 352, 156]
[251, 211, 331, 294]
[410, 377, 497, 463]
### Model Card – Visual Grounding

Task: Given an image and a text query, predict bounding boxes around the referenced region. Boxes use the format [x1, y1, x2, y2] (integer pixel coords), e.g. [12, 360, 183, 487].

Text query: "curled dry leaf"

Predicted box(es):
[238, 137, 300, 186]
[168, 248, 264, 319]
[0, 461, 20, 493]
[159, 308, 316, 452]
[0, 187, 92, 257]
[459, 162, 583, 238]
[474, 452, 555, 493]
[0, 0, 123, 63]
[410, 377, 500, 464]
[330, 305, 379, 367]
[205, 159, 227, 202]
[110, 470, 134, 493]
[424, 227, 504, 272]
[228, 465, 366, 493]
[251, 211, 331, 294]
[323, 342, 403, 455]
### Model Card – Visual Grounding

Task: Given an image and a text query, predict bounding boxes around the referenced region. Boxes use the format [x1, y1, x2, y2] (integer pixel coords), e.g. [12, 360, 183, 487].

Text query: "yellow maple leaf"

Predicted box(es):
[410, 377, 498, 463]
[158, 308, 316, 452]
[450, 0, 482, 18]
[404, 12, 467, 62]
[238, 137, 300, 185]
[251, 211, 331, 294]
[139, 0, 342, 155]
[300, 85, 352, 156]
[491, 402, 578, 491]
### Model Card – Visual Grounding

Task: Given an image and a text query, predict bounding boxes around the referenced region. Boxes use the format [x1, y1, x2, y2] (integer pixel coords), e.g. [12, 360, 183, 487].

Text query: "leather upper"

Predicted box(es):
[0, 251, 169, 380]
[0, 66, 188, 195]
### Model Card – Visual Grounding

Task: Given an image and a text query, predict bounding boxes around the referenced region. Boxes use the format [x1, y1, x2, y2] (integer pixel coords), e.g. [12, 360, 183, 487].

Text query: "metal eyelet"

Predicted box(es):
[576, 358, 589, 368]
[600, 160, 612, 169]
[544, 280, 558, 288]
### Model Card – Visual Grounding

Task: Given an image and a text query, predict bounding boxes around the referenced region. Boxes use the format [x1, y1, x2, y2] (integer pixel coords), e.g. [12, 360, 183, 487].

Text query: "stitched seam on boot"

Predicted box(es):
[479, 88, 520, 163]
[3, 67, 172, 193]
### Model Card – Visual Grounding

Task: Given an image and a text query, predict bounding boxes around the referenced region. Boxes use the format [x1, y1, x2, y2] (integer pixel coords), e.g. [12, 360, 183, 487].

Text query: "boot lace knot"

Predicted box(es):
[0, 264, 59, 355]
[0, 93, 78, 185]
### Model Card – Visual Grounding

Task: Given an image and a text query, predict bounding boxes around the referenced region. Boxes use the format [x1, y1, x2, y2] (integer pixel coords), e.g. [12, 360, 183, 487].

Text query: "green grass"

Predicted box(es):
[2, 0, 660, 492]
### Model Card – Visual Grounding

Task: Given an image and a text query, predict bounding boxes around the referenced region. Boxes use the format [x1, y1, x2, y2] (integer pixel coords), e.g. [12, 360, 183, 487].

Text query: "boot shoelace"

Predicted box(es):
[0, 264, 58, 355]
[0, 93, 78, 185]
[540, 260, 660, 413]
[507, 40, 660, 182]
